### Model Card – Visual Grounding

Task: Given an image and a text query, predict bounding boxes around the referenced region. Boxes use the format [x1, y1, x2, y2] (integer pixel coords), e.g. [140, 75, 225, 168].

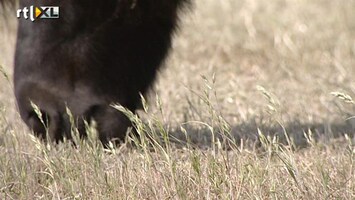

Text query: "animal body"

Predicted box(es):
[1, 0, 189, 144]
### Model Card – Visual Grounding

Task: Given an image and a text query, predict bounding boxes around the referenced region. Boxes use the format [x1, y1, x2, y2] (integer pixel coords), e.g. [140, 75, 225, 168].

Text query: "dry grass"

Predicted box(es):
[0, 0, 355, 199]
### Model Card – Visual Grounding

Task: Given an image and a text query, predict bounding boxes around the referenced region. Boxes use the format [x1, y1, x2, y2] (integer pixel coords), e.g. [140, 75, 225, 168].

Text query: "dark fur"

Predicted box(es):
[9, 0, 189, 144]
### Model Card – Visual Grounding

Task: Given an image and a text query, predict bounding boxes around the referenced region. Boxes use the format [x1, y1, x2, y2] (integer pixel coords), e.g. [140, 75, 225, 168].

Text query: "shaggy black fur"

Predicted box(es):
[3, 0, 189, 144]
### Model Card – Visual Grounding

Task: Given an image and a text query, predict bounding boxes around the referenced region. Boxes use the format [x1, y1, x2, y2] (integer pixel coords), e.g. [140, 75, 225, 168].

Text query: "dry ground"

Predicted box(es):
[0, 0, 354, 199]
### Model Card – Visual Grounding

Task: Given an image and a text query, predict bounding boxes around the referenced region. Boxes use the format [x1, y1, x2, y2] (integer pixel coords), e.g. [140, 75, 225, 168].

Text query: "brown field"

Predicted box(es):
[0, 0, 354, 199]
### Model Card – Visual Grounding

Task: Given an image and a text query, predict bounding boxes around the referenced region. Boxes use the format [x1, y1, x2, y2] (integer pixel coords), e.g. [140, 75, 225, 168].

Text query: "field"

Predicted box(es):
[0, 0, 355, 199]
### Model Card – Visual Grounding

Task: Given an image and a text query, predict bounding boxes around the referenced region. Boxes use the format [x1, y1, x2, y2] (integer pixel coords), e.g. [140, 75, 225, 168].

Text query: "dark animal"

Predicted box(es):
[1, 0, 189, 144]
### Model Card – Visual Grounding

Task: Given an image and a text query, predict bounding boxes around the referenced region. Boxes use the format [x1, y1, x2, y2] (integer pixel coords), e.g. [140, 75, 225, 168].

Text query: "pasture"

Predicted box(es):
[0, 0, 354, 199]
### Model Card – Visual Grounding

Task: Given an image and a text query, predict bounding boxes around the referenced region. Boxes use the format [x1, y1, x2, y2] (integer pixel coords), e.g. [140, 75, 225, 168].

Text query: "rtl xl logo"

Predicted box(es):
[17, 6, 59, 21]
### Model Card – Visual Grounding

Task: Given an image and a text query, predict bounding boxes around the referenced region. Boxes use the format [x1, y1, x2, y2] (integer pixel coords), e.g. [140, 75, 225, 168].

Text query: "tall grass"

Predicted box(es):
[0, 76, 353, 199]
